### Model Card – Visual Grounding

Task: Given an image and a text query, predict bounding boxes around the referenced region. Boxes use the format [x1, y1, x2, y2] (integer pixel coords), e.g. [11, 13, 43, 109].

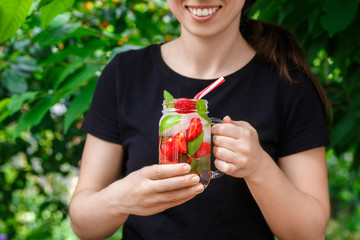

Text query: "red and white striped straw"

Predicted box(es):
[194, 77, 225, 99]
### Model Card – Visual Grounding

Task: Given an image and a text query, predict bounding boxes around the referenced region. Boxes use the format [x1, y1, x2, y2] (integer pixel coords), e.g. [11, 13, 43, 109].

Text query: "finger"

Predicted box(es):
[214, 159, 236, 175]
[213, 135, 249, 156]
[224, 116, 254, 129]
[212, 135, 235, 148]
[144, 164, 191, 180]
[152, 183, 204, 205]
[212, 121, 254, 140]
[223, 115, 232, 123]
[211, 123, 237, 138]
[152, 174, 201, 193]
[213, 146, 238, 164]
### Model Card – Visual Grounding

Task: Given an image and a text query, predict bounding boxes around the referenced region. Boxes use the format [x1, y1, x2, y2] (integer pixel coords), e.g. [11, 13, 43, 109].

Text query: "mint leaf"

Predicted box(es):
[196, 100, 211, 125]
[188, 130, 204, 156]
[159, 114, 182, 133]
[163, 90, 174, 100]
[163, 90, 175, 108]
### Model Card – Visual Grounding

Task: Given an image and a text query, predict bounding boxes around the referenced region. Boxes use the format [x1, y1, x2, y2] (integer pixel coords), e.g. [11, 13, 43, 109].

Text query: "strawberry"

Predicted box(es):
[159, 140, 176, 164]
[186, 118, 203, 141]
[194, 142, 211, 158]
[174, 98, 196, 114]
[172, 132, 187, 153]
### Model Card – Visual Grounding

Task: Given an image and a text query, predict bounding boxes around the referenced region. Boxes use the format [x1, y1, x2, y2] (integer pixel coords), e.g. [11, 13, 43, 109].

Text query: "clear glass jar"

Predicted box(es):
[158, 98, 222, 187]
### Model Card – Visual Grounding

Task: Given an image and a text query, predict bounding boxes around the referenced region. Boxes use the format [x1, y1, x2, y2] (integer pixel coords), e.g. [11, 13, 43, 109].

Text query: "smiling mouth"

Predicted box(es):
[186, 6, 221, 17]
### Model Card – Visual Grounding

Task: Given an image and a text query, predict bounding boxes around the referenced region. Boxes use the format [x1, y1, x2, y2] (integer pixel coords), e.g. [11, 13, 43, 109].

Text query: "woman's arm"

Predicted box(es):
[246, 147, 329, 240]
[69, 134, 126, 239]
[69, 134, 204, 239]
[212, 116, 330, 240]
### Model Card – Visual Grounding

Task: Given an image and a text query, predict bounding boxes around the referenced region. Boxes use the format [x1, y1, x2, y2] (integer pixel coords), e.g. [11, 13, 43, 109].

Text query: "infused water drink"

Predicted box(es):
[159, 96, 220, 187]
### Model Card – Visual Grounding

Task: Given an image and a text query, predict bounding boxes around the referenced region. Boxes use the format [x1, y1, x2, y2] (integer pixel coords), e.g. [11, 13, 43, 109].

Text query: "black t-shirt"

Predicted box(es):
[81, 44, 329, 239]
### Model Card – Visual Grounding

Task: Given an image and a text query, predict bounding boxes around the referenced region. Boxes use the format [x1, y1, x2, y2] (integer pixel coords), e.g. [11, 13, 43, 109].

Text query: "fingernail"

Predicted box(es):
[183, 164, 191, 172]
[192, 175, 200, 183]
[195, 184, 204, 192]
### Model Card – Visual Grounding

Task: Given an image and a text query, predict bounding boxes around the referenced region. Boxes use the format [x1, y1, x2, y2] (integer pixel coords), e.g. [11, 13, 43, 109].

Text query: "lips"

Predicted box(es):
[187, 6, 221, 17]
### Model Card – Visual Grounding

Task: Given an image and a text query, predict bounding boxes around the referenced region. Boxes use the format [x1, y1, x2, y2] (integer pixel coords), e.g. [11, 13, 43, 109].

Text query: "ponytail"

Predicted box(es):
[240, 10, 331, 120]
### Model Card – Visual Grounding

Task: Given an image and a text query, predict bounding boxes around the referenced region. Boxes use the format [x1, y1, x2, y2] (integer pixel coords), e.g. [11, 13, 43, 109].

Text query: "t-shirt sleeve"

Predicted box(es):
[277, 73, 330, 157]
[81, 55, 122, 144]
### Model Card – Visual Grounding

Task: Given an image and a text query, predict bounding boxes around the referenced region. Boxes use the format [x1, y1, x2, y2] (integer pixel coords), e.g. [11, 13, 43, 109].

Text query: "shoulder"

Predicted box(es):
[251, 57, 313, 89]
[251, 57, 323, 115]
[253, 57, 318, 99]
[283, 70, 320, 103]
[102, 44, 160, 78]
[111, 44, 160, 65]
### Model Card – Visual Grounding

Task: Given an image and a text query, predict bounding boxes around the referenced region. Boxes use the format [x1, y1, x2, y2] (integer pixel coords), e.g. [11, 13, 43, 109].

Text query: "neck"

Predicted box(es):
[161, 23, 256, 79]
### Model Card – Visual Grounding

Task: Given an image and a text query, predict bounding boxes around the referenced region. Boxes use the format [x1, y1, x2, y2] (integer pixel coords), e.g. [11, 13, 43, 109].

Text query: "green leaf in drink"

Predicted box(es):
[164, 90, 174, 100]
[196, 99, 211, 125]
[163, 90, 175, 108]
[188, 130, 204, 156]
[159, 114, 182, 133]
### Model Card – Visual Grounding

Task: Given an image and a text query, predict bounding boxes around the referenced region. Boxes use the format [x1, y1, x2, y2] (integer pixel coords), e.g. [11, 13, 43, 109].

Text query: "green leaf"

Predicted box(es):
[38, 0, 53, 9]
[330, 110, 357, 148]
[8, 91, 39, 115]
[163, 90, 175, 108]
[14, 88, 75, 138]
[33, 22, 81, 46]
[64, 80, 97, 133]
[47, 12, 71, 28]
[11, 55, 42, 75]
[66, 27, 99, 39]
[0, 98, 11, 124]
[14, 95, 54, 138]
[164, 90, 174, 100]
[0, 0, 33, 44]
[40, 0, 75, 28]
[44, 38, 104, 65]
[320, 0, 359, 37]
[52, 57, 84, 90]
[2, 69, 28, 93]
[196, 100, 210, 125]
[188, 130, 204, 157]
[159, 114, 182, 133]
[61, 64, 99, 90]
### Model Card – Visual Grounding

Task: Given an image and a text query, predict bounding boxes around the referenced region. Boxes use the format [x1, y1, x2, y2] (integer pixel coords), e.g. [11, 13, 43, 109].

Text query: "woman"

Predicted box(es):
[69, 1, 330, 239]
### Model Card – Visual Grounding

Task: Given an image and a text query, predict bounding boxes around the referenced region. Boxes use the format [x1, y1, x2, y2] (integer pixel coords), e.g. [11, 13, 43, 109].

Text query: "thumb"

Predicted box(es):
[223, 115, 232, 123]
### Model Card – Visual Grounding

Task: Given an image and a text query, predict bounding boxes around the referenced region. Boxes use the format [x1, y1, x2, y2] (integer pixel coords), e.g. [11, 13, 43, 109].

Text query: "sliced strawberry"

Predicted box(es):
[174, 98, 196, 114]
[186, 118, 203, 141]
[194, 142, 211, 158]
[172, 132, 188, 153]
[159, 140, 176, 164]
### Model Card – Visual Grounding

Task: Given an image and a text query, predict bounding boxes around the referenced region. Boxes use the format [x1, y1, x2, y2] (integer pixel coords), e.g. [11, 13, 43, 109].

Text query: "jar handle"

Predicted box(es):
[210, 117, 225, 179]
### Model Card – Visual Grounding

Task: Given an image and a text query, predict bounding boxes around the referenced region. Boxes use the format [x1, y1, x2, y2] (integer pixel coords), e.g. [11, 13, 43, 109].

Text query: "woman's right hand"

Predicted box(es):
[69, 134, 203, 239]
[113, 163, 204, 216]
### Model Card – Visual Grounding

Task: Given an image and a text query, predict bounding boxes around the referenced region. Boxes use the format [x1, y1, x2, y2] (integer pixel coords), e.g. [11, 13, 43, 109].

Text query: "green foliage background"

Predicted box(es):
[0, 0, 359, 239]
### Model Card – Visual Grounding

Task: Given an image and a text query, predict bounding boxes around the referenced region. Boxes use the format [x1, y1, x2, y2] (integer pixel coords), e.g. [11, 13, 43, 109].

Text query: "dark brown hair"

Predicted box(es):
[241, 1, 331, 120]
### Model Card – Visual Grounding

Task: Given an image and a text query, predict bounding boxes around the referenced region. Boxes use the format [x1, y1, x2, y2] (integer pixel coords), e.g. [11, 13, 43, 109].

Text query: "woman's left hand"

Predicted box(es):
[211, 116, 269, 180]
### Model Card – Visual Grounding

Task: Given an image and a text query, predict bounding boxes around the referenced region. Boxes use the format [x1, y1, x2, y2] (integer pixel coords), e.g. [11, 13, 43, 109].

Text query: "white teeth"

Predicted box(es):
[188, 7, 219, 17]
[203, 8, 208, 16]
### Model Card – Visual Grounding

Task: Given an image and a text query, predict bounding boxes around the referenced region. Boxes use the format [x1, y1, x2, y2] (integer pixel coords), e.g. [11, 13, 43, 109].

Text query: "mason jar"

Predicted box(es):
[158, 98, 223, 187]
